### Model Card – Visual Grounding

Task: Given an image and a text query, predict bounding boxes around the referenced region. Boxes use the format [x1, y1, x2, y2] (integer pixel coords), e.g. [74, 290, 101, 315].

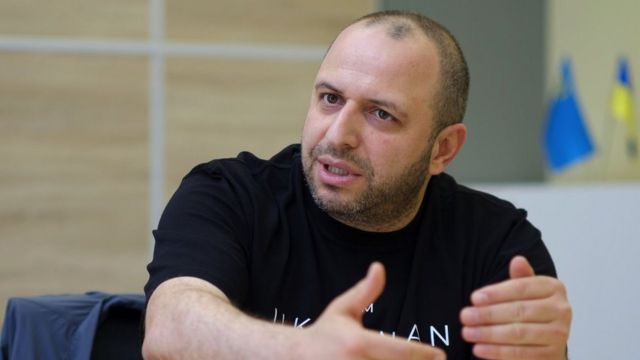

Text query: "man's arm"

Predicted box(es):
[143, 276, 298, 359]
[143, 263, 446, 360]
[460, 256, 572, 360]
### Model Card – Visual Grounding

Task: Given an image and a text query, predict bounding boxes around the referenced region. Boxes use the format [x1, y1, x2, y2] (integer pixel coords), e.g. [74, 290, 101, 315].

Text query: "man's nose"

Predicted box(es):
[324, 102, 361, 149]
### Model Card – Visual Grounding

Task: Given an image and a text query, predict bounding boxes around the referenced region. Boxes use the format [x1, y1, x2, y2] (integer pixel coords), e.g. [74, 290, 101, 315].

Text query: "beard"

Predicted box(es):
[302, 141, 433, 231]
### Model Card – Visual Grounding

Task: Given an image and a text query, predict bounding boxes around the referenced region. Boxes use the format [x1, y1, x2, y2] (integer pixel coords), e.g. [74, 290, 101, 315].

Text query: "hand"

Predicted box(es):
[297, 262, 446, 360]
[460, 256, 572, 359]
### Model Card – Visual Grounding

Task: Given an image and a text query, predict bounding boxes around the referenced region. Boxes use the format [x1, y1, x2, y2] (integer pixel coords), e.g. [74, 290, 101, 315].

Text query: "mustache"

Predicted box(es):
[310, 143, 374, 177]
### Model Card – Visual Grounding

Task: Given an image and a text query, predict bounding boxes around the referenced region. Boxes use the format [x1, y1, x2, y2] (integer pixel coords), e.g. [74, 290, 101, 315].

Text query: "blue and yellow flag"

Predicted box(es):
[543, 59, 595, 171]
[610, 58, 637, 157]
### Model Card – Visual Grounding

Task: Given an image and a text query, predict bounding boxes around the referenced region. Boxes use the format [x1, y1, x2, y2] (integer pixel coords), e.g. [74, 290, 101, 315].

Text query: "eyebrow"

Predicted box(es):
[314, 80, 407, 119]
[315, 81, 342, 94]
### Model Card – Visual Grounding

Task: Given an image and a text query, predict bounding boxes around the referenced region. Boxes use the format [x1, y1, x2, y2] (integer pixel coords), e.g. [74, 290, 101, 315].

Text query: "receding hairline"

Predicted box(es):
[346, 11, 470, 131]
[358, 15, 417, 40]
[324, 16, 426, 56]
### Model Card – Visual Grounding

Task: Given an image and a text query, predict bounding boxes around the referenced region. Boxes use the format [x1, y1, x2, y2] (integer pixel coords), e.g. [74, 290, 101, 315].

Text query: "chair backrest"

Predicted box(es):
[1, 292, 145, 360]
[91, 304, 143, 360]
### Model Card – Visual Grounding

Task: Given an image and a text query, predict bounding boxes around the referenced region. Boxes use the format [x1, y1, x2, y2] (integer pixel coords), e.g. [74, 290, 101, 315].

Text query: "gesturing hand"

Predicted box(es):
[460, 256, 572, 360]
[297, 262, 446, 360]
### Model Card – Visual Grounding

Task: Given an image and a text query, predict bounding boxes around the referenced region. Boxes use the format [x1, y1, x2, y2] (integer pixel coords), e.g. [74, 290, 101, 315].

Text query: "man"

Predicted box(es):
[143, 10, 571, 360]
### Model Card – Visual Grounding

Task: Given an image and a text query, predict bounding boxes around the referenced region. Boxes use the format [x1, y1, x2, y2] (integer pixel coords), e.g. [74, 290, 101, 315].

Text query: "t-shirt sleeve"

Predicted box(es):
[144, 164, 251, 306]
[481, 209, 557, 286]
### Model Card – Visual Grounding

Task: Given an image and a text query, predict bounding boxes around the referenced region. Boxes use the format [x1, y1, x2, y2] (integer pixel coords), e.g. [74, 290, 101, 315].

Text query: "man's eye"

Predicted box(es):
[375, 109, 393, 121]
[323, 93, 339, 104]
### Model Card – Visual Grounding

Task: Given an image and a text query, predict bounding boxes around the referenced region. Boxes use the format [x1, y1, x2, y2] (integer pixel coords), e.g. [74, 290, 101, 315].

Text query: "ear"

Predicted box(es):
[428, 123, 467, 175]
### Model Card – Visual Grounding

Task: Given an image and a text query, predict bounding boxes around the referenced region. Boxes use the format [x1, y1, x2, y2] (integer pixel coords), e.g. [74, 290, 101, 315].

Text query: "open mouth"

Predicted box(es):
[315, 156, 362, 188]
[324, 164, 349, 176]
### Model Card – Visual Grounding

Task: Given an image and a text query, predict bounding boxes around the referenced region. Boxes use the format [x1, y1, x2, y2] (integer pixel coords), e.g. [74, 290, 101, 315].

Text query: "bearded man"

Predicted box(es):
[143, 10, 571, 360]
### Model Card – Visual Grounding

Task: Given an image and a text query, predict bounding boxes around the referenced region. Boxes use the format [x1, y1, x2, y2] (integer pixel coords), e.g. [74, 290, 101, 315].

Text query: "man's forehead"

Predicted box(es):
[327, 21, 435, 61]
[320, 22, 439, 81]
[313, 25, 440, 118]
[338, 19, 426, 45]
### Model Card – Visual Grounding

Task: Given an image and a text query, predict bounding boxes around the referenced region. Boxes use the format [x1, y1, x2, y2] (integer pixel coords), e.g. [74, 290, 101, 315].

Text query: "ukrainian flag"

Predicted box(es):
[610, 58, 637, 157]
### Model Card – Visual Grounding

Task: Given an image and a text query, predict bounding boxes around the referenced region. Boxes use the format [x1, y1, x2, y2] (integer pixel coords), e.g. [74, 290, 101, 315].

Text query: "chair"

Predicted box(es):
[0, 292, 145, 360]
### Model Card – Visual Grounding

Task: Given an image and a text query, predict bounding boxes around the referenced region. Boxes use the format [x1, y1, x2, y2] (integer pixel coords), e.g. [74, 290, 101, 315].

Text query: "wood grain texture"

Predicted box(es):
[165, 57, 320, 194]
[0, 0, 378, 326]
[0, 53, 149, 324]
[166, 0, 375, 44]
[0, 0, 147, 38]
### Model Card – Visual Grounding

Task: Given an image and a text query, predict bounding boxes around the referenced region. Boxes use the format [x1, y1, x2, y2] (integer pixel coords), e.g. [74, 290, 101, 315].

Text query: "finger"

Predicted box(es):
[470, 276, 564, 306]
[326, 262, 386, 319]
[509, 255, 535, 279]
[361, 331, 446, 360]
[462, 322, 568, 346]
[460, 298, 560, 325]
[472, 343, 559, 360]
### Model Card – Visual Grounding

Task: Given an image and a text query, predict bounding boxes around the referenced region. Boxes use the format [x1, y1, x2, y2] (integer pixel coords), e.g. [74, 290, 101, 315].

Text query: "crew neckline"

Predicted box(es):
[298, 161, 434, 252]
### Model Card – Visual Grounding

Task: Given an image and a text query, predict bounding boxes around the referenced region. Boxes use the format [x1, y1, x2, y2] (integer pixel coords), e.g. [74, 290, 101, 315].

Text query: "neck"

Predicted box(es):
[333, 179, 430, 233]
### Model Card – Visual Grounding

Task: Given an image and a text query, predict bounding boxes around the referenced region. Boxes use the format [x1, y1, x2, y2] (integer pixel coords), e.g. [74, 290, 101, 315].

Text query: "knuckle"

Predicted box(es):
[551, 324, 570, 341]
[478, 307, 492, 323]
[551, 279, 567, 295]
[535, 346, 559, 360]
[512, 345, 527, 359]
[514, 301, 526, 322]
[515, 279, 529, 296]
[500, 344, 559, 360]
[512, 322, 525, 343]
[556, 302, 573, 321]
[512, 323, 526, 344]
[500, 344, 527, 359]
[512, 345, 550, 360]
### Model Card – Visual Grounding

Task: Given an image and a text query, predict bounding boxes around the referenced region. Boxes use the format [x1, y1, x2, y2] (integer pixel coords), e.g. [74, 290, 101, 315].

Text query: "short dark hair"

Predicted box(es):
[355, 10, 470, 134]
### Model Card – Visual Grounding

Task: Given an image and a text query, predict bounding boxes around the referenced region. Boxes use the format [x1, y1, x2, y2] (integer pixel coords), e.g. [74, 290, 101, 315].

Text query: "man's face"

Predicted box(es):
[301, 23, 441, 231]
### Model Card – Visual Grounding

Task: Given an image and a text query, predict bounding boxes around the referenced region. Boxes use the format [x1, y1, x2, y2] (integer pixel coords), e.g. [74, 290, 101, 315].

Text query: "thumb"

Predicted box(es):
[326, 262, 386, 320]
[509, 255, 535, 279]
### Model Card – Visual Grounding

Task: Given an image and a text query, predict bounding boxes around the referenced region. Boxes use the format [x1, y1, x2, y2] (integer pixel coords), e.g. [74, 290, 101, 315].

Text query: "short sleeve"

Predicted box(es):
[144, 164, 251, 306]
[482, 209, 557, 286]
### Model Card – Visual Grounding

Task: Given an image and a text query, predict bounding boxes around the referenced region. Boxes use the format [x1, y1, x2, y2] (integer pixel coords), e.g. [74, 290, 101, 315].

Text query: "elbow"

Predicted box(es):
[142, 323, 175, 360]
[141, 333, 162, 360]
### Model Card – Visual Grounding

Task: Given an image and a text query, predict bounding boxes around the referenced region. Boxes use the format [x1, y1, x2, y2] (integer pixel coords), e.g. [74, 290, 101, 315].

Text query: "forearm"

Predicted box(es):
[143, 277, 302, 359]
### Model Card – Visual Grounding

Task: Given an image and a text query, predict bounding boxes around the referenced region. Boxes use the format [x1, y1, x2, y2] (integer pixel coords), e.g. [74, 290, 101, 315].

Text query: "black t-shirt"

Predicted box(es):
[145, 144, 556, 359]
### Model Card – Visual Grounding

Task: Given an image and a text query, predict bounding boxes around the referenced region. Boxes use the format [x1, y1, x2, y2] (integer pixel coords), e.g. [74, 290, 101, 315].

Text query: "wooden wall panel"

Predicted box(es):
[0, 53, 149, 322]
[166, 0, 375, 44]
[165, 57, 320, 193]
[0, 0, 379, 325]
[0, 0, 147, 38]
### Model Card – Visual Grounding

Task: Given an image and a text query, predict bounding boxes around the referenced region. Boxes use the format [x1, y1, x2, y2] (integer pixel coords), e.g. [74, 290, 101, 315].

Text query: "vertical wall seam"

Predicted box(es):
[148, 0, 165, 256]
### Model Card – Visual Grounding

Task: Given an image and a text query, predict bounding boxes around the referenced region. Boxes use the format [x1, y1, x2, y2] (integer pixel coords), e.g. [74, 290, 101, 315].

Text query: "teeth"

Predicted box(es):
[327, 165, 348, 176]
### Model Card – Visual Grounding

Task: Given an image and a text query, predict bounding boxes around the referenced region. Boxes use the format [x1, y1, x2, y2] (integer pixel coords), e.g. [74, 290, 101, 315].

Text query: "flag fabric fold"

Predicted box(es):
[543, 59, 595, 171]
[609, 57, 637, 157]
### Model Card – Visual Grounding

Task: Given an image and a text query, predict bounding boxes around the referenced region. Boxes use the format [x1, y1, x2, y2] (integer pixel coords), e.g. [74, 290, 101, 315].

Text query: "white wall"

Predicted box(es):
[479, 183, 640, 359]
[541, 7, 640, 354]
